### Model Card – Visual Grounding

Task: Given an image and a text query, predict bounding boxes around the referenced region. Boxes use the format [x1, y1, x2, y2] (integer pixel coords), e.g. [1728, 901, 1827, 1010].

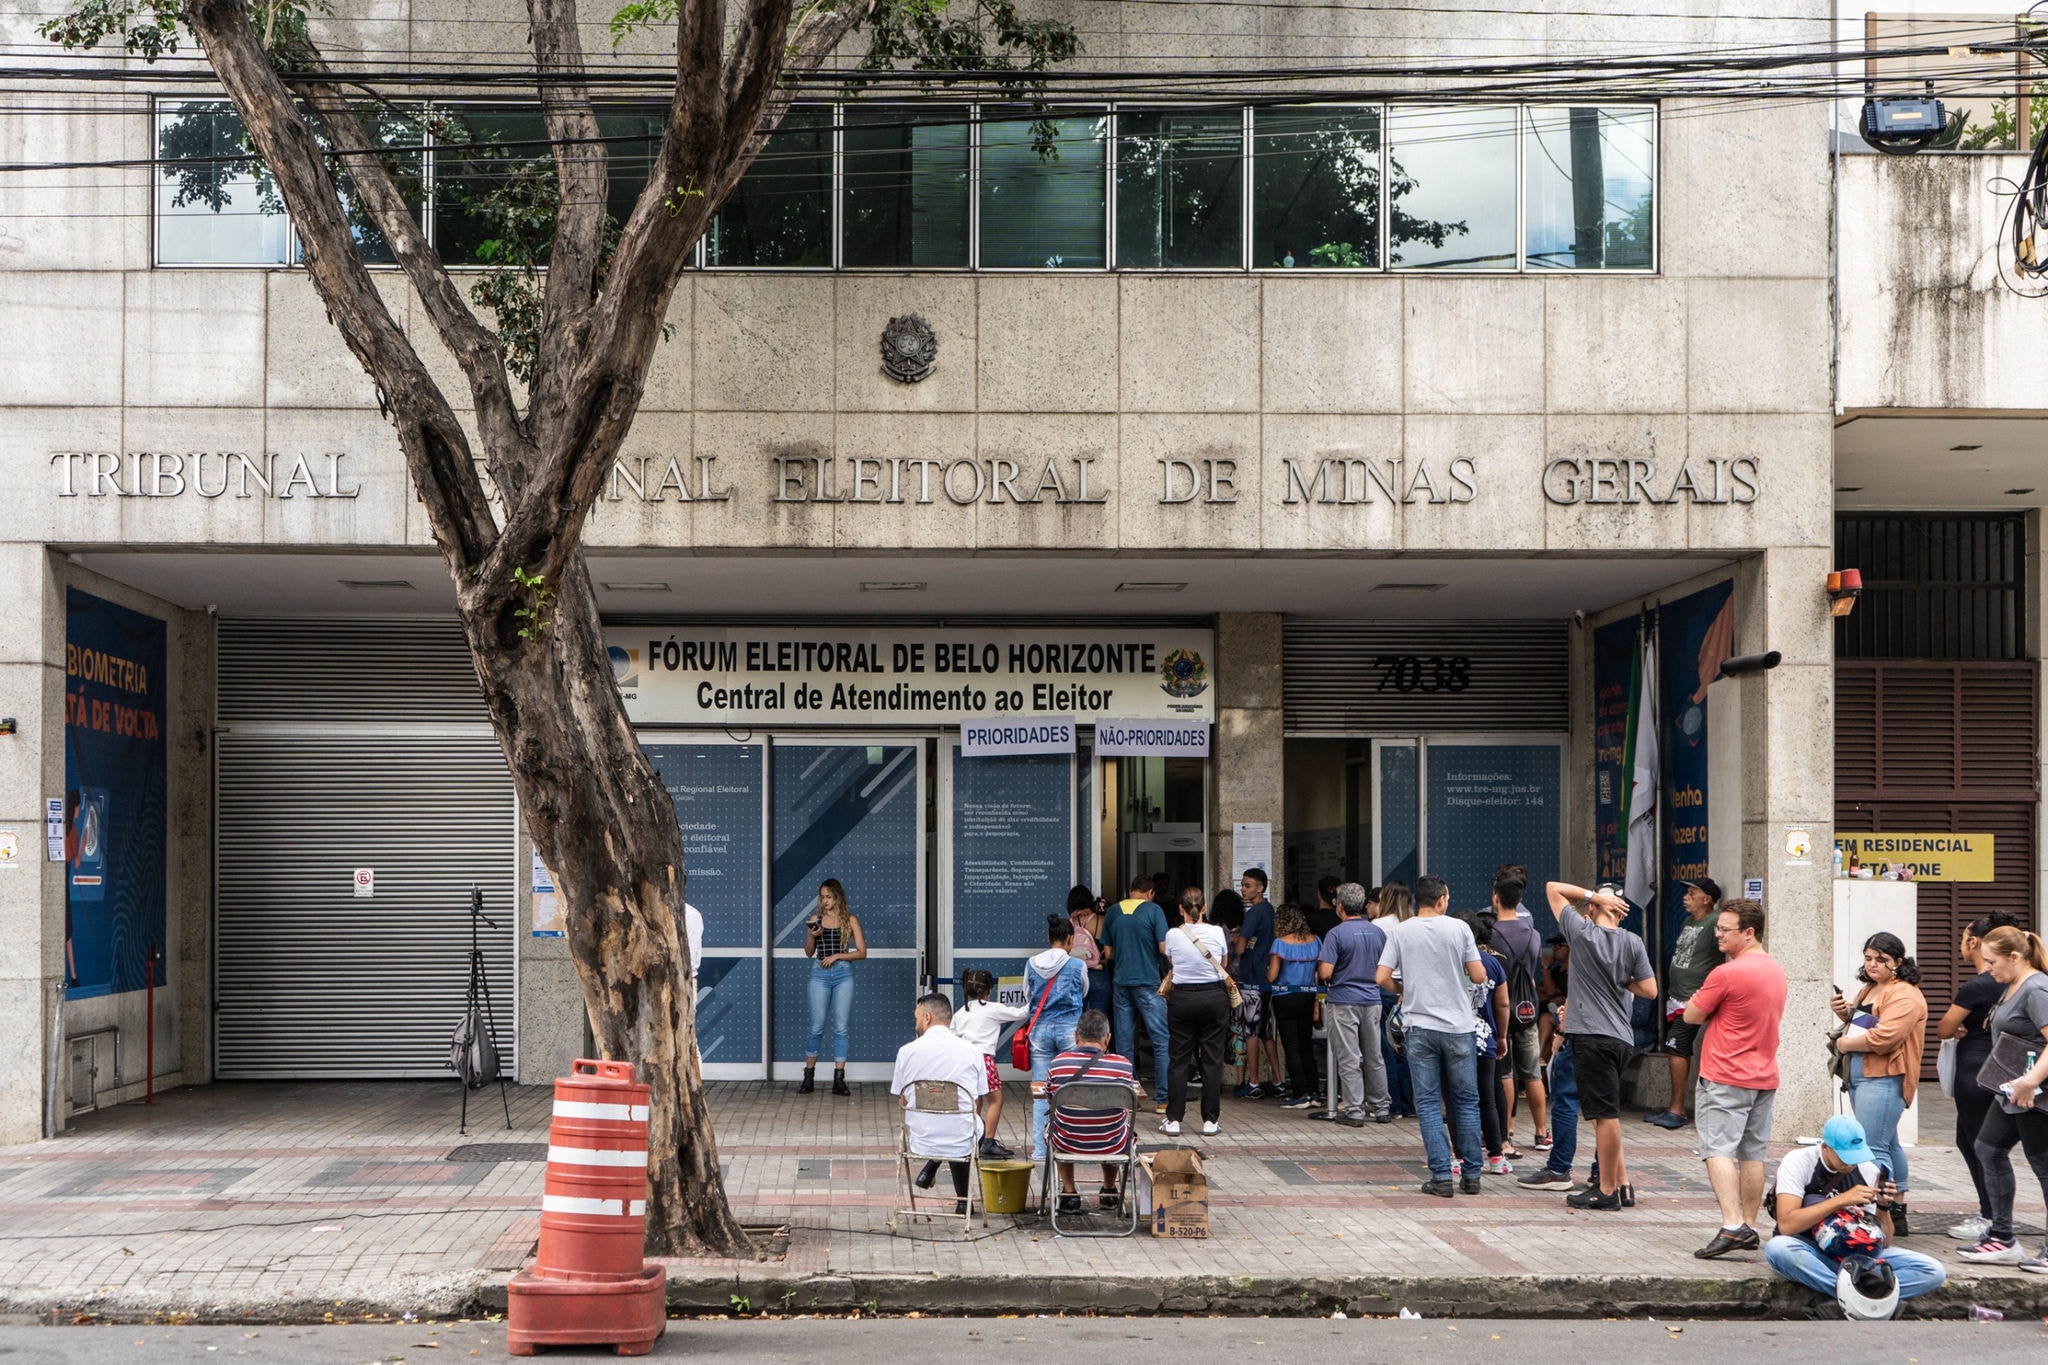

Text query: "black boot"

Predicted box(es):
[832, 1068, 851, 1096]
[797, 1065, 815, 1094]
[1890, 1202, 1910, 1237]
[914, 1161, 940, 1189]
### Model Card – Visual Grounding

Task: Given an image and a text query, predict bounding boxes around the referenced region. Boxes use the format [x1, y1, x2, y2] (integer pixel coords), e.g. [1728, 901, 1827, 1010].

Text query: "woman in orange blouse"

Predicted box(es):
[1830, 931, 1930, 1235]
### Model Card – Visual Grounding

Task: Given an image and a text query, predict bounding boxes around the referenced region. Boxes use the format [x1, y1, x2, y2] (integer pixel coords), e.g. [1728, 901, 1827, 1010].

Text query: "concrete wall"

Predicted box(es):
[1839, 153, 2043, 413]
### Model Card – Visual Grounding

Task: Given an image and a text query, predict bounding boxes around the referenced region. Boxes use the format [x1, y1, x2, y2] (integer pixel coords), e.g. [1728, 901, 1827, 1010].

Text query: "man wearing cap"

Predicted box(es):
[1765, 1114, 1947, 1315]
[1648, 877, 1727, 1131]
[1545, 880, 1657, 1211]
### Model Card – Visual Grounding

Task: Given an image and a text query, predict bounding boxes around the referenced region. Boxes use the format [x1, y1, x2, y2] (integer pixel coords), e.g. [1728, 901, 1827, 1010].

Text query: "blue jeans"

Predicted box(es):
[1084, 969, 1113, 1023]
[1029, 1023, 1079, 1160]
[1765, 1236, 1947, 1302]
[1847, 1057, 1910, 1192]
[805, 961, 854, 1064]
[1543, 1038, 1580, 1177]
[1407, 1026, 1484, 1182]
[1113, 982, 1171, 1099]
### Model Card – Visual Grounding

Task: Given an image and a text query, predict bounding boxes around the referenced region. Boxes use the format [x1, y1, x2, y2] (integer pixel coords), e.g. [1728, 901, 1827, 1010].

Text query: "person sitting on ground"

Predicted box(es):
[892, 992, 990, 1215]
[950, 968, 1028, 1160]
[1765, 1114, 1947, 1318]
[1047, 1008, 1141, 1213]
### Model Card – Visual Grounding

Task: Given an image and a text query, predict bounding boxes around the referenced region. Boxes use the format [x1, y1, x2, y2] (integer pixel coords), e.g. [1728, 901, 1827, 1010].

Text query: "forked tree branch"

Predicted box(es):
[525, 0, 610, 430]
[185, 0, 500, 571]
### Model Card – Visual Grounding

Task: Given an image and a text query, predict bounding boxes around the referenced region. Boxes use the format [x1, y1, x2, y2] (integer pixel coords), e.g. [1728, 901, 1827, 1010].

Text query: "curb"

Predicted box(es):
[12, 1269, 2046, 1325]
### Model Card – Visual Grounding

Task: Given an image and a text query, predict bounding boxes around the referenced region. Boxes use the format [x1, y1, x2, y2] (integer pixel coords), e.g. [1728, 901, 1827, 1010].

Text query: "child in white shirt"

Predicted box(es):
[953, 969, 1028, 1159]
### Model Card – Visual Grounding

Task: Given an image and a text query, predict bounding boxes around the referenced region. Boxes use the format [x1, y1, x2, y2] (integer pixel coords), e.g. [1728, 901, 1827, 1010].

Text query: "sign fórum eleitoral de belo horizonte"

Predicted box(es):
[607, 627, 1216, 727]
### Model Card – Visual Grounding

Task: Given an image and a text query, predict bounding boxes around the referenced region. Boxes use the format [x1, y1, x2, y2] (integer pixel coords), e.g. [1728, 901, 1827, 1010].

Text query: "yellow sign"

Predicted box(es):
[1834, 833, 1996, 882]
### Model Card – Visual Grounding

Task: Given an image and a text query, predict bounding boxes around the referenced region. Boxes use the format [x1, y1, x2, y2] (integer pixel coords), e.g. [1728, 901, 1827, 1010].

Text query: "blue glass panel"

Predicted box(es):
[695, 955, 762, 1065]
[646, 743, 763, 948]
[952, 746, 1072, 949]
[772, 954, 921, 1064]
[1424, 745, 1562, 935]
[1379, 744, 1420, 887]
[771, 745, 919, 950]
[947, 953, 1041, 1013]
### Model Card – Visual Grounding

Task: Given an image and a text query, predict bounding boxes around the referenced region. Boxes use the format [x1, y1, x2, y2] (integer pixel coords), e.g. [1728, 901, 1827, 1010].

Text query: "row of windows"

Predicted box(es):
[156, 101, 1655, 274]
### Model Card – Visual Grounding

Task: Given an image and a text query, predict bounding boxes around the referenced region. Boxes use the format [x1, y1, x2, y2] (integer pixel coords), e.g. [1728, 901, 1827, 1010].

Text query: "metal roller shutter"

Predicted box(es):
[215, 619, 517, 1079]
[1835, 659, 2039, 1079]
[1283, 619, 1569, 734]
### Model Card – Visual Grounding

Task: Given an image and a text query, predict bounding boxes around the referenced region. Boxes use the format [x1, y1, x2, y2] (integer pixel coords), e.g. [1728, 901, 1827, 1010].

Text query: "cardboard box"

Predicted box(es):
[1137, 1148, 1210, 1239]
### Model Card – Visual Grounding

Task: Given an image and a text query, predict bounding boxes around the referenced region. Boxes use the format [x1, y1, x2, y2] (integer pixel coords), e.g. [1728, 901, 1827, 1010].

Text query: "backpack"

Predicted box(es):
[449, 1007, 500, 1089]
[1507, 954, 1540, 1029]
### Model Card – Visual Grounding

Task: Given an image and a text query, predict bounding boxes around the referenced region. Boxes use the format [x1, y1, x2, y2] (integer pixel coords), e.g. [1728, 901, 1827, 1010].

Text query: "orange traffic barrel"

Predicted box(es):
[533, 1058, 652, 1281]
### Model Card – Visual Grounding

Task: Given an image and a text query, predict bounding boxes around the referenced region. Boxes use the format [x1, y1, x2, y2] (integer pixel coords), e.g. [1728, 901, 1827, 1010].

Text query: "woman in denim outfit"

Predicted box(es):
[1025, 914, 1090, 1161]
[799, 879, 866, 1095]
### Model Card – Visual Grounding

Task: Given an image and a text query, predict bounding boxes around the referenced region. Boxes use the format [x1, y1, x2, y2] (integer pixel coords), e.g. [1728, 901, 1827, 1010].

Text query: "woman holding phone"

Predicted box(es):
[799, 879, 866, 1095]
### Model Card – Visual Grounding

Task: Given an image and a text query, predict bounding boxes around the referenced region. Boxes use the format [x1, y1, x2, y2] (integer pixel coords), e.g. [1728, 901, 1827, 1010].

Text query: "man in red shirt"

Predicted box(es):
[1683, 898, 1789, 1258]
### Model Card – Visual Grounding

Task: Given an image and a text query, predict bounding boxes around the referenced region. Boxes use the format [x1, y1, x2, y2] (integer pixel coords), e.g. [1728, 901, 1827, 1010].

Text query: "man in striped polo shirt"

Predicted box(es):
[1047, 1009, 1141, 1213]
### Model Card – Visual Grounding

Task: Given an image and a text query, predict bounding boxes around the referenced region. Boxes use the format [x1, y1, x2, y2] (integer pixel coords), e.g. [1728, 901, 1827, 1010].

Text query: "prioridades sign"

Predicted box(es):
[609, 626, 1215, 726]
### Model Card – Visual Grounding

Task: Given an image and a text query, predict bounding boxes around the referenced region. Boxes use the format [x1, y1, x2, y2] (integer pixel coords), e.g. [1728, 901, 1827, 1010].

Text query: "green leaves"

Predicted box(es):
[511, 565, 556, 641]
[39, 0, 328, 64]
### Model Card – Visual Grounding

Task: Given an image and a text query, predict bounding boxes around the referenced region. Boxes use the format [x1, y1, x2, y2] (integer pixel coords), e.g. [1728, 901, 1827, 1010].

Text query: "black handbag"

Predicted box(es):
[1974, 1030, 2048, 1112]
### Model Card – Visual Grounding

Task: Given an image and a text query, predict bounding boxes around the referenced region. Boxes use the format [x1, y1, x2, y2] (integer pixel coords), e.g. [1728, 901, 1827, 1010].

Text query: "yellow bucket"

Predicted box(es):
[978, 1160, 1035, 1214]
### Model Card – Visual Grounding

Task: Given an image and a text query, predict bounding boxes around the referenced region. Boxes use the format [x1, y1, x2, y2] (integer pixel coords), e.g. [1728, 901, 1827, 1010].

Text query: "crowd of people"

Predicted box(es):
[877, 862, 2048, 1318]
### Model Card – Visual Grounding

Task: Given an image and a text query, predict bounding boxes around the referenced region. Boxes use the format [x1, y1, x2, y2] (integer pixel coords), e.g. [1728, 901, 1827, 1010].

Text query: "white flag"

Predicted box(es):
[1623, 628, 1659, 912]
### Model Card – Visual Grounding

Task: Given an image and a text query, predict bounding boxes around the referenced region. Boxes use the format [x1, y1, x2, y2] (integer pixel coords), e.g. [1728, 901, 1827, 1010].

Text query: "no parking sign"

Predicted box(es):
[353, 868, 375, 898]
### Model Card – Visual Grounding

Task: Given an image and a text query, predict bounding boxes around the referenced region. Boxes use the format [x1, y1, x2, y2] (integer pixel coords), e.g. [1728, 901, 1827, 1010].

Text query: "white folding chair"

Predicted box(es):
[894, 1079, 984, 1235]
[1038, 1081, 1142, 1237]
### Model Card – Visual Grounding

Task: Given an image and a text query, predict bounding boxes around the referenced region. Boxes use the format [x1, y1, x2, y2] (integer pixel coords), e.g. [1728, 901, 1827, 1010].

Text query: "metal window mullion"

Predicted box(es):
[831, 102, 844, 271]
[1650, 102, 1661, 275]
[1379, 104, 1391, 273]
[1515, 105, 1527, 274]
[421, 109, 437, 256]
[1240, 104, 1253, 271]
[1106, 104, 1120, 269]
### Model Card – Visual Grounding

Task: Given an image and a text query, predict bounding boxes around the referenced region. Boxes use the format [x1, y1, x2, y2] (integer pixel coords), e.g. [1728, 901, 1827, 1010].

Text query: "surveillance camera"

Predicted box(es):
[1571, 610, 1587, 628]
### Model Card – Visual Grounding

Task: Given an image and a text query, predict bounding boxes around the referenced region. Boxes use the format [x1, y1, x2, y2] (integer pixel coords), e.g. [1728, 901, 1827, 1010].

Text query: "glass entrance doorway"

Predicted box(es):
[1285, 735, 1565, 928]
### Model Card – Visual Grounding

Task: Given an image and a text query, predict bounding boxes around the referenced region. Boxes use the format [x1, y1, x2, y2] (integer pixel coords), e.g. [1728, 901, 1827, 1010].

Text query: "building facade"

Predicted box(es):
[0, 0, 1847, 1141]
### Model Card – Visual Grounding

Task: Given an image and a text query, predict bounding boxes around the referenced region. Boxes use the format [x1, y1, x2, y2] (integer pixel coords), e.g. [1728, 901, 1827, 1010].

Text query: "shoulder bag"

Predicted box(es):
[1011, 974, 1056, 1071]
[1164, 924, 1242, 1010]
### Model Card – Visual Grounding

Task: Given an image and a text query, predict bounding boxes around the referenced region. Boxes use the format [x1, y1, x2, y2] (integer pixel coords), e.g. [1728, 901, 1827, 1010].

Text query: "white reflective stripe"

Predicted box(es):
[547, 1144, 650, 1168]
[629, 1199, 646, 1217]
[552, 1100, 650, 1122]
[541, 1194, 628, 1217]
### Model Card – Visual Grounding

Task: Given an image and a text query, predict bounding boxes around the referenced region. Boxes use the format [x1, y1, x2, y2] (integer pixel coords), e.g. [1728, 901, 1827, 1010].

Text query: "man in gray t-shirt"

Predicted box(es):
[1545, 880, 1658, 1211]
[1378, 875, 1488, 1195]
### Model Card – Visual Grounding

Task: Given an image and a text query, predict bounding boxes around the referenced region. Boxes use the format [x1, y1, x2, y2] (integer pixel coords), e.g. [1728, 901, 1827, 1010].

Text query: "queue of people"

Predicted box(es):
[866, 859, 2048, 1318]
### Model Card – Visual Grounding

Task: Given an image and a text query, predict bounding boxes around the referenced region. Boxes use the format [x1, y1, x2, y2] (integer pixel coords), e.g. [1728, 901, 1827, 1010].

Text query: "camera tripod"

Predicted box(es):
[458, 884, 513, 1135]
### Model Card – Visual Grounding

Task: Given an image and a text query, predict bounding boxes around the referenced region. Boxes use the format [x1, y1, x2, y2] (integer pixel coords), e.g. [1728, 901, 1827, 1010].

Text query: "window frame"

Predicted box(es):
[151, 96, 1658, 277]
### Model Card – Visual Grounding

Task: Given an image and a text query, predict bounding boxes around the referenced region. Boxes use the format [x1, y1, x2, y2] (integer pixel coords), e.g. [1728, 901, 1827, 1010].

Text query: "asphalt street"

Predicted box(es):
[0, 1316, 2042, 1363]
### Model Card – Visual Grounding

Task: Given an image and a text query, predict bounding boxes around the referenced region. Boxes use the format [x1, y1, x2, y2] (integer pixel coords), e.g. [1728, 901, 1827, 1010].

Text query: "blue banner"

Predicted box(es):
[1425, 744, 1563, 936]
[1591, 617, 1636, 932]
[64, 590, 167, 1000]
[646, 743, 764, 948]
[1657, 581, 1734, 966]
[952, 748, 1072, 947]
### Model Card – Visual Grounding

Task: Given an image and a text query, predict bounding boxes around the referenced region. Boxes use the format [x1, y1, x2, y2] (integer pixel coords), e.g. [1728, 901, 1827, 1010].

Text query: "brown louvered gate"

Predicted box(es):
[1834, 660, 2039, 1075]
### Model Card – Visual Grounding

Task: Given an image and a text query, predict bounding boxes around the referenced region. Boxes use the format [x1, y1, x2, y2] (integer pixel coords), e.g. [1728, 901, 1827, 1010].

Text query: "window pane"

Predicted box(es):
[1252, 106, 1380, 269]
[1115, 109, 1242, 268]
[284, 105, 424, 266]
[706, 108, 832, 267]
[155, 102, 290, 265]
[1524, 106, 1654, 271]
[1386, 106, 1517, 271]
[843, 108, 969, 268]
[979, 109, 1107, 268]
[598, 104, 669, 232]
[431, 106, 547, 265]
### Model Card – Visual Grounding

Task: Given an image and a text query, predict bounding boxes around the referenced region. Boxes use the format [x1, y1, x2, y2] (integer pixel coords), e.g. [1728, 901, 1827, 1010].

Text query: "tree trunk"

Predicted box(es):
[455, 549, 751, 1259]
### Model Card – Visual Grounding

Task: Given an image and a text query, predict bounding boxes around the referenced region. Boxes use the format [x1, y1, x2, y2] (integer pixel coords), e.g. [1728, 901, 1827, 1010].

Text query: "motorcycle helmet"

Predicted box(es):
[1835, 1254, 1900, 1321]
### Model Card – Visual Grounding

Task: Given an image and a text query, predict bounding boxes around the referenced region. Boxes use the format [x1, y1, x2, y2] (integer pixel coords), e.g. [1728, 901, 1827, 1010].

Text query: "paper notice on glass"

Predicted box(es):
[531, 848, 563, 937]
[1230, 822, 1272, 879]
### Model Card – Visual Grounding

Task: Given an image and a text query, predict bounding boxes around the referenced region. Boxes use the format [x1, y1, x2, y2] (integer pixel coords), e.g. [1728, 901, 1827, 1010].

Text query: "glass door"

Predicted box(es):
[1370, 736, 1564, 925]
[939, 745, 1076, 1067]
[643, 738, 767, 1079]
[768, 740, 925, 1080]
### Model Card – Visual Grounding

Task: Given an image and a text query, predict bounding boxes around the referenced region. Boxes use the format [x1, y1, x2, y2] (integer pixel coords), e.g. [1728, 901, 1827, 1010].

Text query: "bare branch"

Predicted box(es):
[525, 0, 608, 429]
[186, 0, 499, 571]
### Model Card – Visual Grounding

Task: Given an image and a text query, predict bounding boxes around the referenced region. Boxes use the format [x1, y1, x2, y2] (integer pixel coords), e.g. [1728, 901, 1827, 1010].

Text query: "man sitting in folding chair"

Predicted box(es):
[892, 992, 989, 1223]
[1045, 1008, 1142, 1232]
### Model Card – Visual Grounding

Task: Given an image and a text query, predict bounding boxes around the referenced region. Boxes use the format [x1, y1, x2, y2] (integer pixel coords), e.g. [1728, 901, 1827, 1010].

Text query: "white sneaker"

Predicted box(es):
[1949, 1215, 1992, 1242]
[1956, 1238, 2023, 1264]
[1158, 1119, 1182, 1136]
[1202, 1120, 1222, 1136]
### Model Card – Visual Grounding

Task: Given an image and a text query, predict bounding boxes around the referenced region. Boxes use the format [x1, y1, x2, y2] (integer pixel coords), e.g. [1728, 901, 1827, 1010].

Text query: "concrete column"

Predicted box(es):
[1208, 613, 1285, 900]
[1737, 545, 1838, 1137]
[0, 545, 63, 1143]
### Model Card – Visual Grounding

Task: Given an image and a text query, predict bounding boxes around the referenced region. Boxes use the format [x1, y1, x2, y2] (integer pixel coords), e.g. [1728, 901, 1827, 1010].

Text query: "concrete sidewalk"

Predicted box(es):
[2, 1079, 2043, 1322]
